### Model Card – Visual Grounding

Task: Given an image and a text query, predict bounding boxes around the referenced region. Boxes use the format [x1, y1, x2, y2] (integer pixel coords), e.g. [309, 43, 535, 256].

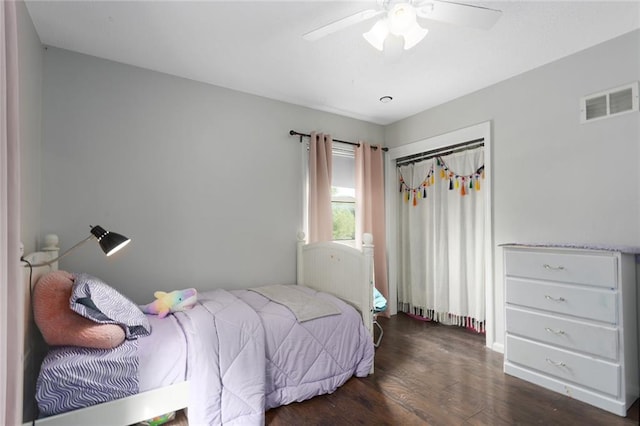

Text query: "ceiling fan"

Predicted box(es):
[303, 0, 502, 51]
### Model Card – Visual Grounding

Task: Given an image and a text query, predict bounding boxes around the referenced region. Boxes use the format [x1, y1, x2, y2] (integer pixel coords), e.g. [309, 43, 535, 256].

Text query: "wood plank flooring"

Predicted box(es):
[266, 313, 640, 426]
[166, 312, 639, 425]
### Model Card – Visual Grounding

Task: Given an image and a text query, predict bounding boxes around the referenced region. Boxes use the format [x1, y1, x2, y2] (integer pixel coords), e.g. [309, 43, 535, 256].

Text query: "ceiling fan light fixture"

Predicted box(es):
[307, 0, 501, 53]
[388, 3, 417, 35]
[402, 23, 428, 50]
[363, 19, 389, 51]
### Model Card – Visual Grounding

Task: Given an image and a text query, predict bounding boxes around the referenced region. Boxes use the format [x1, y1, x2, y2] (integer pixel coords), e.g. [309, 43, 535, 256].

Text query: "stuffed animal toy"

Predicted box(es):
[140, 288, 198, 318]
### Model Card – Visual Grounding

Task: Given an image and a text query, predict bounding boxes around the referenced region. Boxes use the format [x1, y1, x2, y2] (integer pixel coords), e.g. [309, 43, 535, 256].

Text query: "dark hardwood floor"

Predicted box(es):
[265, 313, 640, 426]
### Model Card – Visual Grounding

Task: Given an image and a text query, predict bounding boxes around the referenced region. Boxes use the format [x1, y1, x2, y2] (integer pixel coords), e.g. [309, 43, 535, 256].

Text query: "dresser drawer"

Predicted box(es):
[505, 307, 618, 360]
[505, 250, 617, 288]
[506, 335, 620, 397]
[506, 278, 617, 323]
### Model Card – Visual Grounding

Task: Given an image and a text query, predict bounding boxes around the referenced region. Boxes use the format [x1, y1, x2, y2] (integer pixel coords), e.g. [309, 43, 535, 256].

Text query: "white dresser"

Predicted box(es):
[502, 245, 639, 416]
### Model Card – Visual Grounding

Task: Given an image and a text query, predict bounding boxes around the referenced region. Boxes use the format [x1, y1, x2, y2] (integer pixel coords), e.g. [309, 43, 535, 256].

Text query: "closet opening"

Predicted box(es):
[385, 122, 496, 350]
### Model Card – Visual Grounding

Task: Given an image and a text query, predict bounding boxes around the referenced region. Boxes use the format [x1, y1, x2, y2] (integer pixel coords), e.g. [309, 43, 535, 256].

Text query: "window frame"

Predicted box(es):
[302, 142, 357, 244]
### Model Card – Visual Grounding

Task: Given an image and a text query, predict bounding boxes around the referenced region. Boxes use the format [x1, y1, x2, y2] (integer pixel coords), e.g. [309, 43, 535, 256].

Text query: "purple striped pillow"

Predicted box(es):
[71, 273, 150, 339]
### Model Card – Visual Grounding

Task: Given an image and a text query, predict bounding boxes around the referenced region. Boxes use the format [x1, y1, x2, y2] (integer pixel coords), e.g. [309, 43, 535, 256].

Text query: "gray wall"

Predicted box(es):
[17, 0, 43, 254]
[40, 48, 384, 303]
[26, 12, 640, 347]
[385, 29, 640, 348]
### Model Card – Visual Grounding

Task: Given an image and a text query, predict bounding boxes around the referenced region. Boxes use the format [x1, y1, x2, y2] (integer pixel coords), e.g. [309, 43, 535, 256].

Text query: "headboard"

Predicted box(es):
[296, 232, 374, 337]
[21, 236, 60, 423]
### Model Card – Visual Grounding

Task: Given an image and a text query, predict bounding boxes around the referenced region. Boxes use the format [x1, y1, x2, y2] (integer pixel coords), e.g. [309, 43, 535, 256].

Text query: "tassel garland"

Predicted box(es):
[400, 158, 484, 206]
[439, 157, 484, 197]
[398, 164, 435, 206]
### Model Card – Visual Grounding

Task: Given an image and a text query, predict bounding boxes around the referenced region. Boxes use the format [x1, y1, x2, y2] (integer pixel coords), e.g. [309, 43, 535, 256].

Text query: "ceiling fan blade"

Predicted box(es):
[303, 9, 383, 41]
[415, 0, 502, 30]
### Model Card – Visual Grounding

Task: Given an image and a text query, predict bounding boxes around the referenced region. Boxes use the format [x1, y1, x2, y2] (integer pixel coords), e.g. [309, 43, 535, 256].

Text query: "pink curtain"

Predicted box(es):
[355, 143, 389, 317]
[1, 0, 24, 424]
[308, 132, 333, 242]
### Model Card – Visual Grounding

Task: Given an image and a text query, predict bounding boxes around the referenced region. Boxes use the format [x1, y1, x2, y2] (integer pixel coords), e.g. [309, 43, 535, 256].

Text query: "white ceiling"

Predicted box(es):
[24, 1, 640, 125]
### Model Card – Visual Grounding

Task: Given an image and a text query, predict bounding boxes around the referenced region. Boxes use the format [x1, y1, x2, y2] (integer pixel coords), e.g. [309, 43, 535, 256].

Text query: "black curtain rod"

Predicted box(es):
[289, 130, 388, 152]
[396, 138, 485, 166]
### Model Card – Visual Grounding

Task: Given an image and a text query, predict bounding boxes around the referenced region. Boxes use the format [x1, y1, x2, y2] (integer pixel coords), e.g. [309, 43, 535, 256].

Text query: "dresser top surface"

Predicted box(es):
[500, 243, 640, 254]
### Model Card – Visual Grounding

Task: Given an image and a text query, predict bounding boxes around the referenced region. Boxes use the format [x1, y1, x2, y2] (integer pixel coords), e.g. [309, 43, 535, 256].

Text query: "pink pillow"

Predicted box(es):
[33, 270, 125, 349]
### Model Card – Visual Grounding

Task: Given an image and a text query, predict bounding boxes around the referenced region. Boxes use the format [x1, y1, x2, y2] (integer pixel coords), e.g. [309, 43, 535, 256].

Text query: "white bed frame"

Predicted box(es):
[296, 232, 375, 340]
[21, 233, 375, 425]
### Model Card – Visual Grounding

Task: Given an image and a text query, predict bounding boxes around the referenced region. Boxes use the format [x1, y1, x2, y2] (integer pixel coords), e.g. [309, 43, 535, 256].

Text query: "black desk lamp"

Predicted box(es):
[27, 225, 131, 267]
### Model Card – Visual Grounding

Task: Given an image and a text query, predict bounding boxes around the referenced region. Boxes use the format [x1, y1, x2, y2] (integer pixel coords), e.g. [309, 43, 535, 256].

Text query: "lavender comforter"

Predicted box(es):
[231, 286, 374, 409]
[38, 286, 374, 425]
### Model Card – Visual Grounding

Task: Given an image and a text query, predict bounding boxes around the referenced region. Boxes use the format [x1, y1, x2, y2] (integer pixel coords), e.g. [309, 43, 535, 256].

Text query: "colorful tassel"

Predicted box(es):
[475, 179, 480, 191]
[449, 179, 454, 190]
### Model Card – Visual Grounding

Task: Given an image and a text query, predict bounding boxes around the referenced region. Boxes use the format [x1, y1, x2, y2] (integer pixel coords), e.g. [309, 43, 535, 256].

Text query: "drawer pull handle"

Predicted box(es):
[545, 358, 566, 367]
[544, 327, 565, 335]
[543, 264, 565, 271]
[544, 295, 566, 302]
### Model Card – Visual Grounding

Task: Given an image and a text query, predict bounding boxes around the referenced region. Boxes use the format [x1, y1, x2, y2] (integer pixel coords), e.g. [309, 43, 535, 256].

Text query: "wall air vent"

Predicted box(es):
[580, 82, 638, 123]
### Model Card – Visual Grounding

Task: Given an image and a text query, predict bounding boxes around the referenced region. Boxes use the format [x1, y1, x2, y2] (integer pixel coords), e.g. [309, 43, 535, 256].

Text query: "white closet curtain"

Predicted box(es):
[397, 146, 485, 332]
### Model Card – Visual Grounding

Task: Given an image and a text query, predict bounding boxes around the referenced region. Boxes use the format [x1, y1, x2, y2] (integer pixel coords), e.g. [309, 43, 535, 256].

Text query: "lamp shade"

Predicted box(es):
[363, 19, 389, 51]
[90, 225, 131, 256]
[402, 23, 428, 50]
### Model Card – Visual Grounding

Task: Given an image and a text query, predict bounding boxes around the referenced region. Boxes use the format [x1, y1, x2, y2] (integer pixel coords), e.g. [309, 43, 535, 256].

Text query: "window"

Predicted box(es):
[302, 141, 356, 244]
[332, 186, 355, 240]
[331, 151, 356, 243]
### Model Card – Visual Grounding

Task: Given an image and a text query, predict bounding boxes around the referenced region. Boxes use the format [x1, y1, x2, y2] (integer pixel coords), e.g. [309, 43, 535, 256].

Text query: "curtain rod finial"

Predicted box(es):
[289, 130, 304, 143]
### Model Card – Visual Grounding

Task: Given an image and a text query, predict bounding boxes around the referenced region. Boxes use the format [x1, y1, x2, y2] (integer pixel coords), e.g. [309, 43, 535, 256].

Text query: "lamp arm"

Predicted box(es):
[22, 235, 95, 267]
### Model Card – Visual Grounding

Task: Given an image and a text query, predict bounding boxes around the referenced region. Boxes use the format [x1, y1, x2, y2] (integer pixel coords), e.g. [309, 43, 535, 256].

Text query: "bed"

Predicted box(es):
[21, 232, 376, 426]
